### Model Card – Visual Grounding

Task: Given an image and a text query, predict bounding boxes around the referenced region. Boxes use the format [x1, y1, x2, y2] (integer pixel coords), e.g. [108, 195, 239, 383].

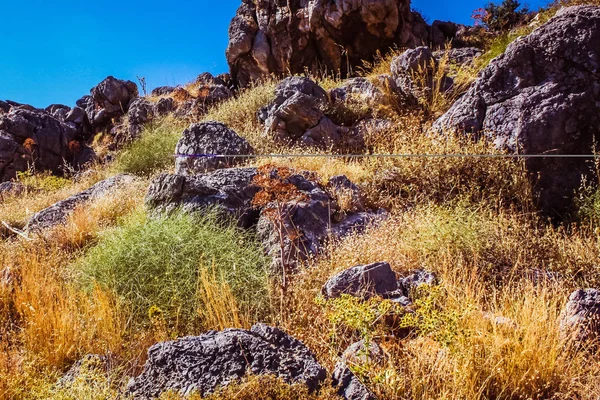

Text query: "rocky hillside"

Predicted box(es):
[3, 1, 600, 399]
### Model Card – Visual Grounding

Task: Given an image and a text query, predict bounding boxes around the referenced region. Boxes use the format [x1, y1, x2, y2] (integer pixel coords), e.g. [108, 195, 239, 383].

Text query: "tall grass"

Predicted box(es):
[75, 209, 271, 333]
[113, 116, 186, 176]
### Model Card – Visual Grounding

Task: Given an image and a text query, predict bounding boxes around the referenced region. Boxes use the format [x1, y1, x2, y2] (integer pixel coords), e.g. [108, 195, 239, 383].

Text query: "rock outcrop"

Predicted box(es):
[145, 168, 261, 228]
[227, 0, 468, 87]
[127, 324, 326, 399]
[259, 77, 364, 150]
[175, 122, 254, 175]
[434, 6, 600, 217]
[84, 76, 138, 134]
[0, 107, 96, 182]
[26, 174, 135, 232]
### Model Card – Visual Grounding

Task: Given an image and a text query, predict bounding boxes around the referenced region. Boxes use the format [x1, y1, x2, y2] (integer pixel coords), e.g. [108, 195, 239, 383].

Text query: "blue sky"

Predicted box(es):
[1, 0, 547, 108]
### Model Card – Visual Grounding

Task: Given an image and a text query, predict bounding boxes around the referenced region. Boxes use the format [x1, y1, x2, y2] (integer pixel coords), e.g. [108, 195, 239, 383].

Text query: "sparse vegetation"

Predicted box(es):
[5, 3, 600, 397]
[113, 116, 186, 176]
[76, 209, 271, 332]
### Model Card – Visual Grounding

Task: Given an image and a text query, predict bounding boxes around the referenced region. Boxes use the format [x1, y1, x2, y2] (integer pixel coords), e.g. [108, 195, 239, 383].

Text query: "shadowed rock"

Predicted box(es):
[434, 6, 600, 217]
[322, 262, 398, 300]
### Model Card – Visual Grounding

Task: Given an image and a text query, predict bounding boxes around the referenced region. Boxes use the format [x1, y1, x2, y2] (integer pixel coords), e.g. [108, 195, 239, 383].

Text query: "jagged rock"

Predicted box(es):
[86, 76, 138, 133]
[260, 77, 362, 149]
[322, 262, 398, 300]
[391, 46, 453, 104]
[0, 107, 96, 182]
[56, 355, 109, 387]
[127, 324, 326, 399]
[26, 174, 135, 232]
[333, 340, 383, 400]
[151, 86, 177, 97]
[399, 269, 438, 293]
[175, 122, 254, 175]
[434, 6, 600, 217]
[561, 288, 600, 342]
[226, 0, 466, 87]
[145, 168, 261, 228]
[256, 169, 384, 272]
[155, 97, 174, 117]
[45, 104, 71, 120]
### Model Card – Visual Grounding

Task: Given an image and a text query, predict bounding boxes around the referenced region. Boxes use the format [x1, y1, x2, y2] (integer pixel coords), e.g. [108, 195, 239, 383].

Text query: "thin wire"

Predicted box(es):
[173, 153, 600, 159]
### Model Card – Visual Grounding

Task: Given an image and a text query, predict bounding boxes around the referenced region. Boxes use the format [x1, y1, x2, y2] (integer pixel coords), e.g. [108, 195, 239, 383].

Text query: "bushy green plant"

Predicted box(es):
[399, 285, 474, 348]
[113, 117, 186, 176]
[75, 209, 271, 332]
[16, 170, 71, 192]
[317, 294, 400, 345]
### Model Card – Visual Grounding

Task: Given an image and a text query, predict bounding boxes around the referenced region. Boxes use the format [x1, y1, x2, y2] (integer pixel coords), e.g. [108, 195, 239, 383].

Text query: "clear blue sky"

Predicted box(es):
[1, 0, 548, 108]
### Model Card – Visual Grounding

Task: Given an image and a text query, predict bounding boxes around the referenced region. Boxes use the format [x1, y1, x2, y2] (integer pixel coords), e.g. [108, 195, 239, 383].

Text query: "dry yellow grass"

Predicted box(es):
[277, 203, 600, 399]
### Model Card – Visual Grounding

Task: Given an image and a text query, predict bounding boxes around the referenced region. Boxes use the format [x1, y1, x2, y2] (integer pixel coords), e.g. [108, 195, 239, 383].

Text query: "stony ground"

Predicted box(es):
[3, 2, 600, 400]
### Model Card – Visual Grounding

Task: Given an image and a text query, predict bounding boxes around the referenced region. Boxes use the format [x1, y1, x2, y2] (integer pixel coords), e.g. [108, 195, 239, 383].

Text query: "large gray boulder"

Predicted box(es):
[26, 174, 135, 232]
[87, 76, 138, 132]
[145, 168, 261, 228]
[0, 107, 96, 182]
[127, 324, 327, 399]
[175, 122, 254, 175]
[561, 288, 600, 343]
[226, 0, 463, 87]
[322, 262, 398, 300]
[434, 6, 600, 217]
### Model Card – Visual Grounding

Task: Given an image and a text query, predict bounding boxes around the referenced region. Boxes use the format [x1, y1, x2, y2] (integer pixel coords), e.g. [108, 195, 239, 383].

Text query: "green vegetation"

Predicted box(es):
[113, 117, 186, 176]
[76, 209, 270, 332]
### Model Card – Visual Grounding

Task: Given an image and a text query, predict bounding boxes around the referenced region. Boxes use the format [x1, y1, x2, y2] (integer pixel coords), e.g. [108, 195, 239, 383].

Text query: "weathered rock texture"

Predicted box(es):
[175, 122, 254, 175]
[259, 77, 364, 150]
[26, 174, 135, 232]
[127, 324, 326, 399]
[226, 0, 467, 87]
[561, 288, 600, 343]
[434, 6, 600, 217]
[0, 107, 96, 182]
[146, 168, 261, 228]
[84, 76, 138, 134]
[322, 262, 398, 300]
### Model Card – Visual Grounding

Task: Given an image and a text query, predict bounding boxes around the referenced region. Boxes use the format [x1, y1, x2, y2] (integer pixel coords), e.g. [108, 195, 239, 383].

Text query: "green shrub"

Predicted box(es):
[75, 209, 271, 332]
[113, 117, 186, 176]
